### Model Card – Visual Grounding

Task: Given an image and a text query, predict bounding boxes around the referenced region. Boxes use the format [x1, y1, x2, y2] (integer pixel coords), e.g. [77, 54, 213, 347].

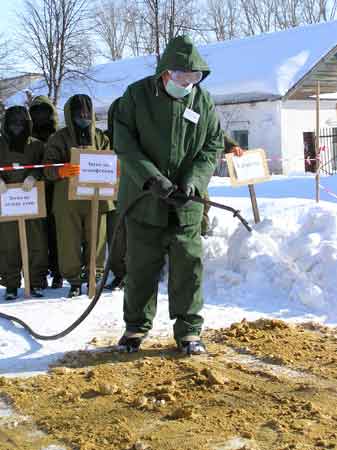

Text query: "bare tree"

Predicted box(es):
[240, 0, 278, 35]
[274, 0, 302, 29]
[203, 0, 242, 41]
[127, 0, 198, 60]
[95, 0, 133, 60]
[300, 0, 337, 23]
[17, 0, 94, 105]
[0, 34, 15, 78]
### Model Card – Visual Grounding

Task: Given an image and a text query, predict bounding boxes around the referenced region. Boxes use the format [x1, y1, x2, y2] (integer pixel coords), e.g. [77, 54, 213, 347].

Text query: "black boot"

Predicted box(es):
[104, 276, 125, 291]
[31, 287, 44, 298]
[68, 284, 82, 298]
[51, 274, 63, 289]
[116, 333, 147, 353]
[178, 340, 207, 355]
[5, 287, 18, 301]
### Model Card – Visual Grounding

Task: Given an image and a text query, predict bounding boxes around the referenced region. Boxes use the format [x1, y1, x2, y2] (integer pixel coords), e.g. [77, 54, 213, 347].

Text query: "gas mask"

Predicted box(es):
[74, 117, 92, 129]
[30, 105, 54, 128]
[8, 122, 26, 136]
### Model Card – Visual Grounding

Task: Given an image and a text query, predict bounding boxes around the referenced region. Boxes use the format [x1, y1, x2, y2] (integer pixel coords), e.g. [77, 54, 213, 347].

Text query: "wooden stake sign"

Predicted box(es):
[0, 182, 46, 297]
[226, 149, 270, 224]
[69, 148, 119, 298]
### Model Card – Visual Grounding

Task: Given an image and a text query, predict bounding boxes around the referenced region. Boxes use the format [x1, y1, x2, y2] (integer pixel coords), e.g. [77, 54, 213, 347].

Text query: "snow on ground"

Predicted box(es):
[0, 174, 336, 377]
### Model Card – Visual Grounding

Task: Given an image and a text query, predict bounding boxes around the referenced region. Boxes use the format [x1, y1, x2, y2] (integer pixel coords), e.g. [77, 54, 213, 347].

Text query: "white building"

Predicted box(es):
[7, 20, 337, 174]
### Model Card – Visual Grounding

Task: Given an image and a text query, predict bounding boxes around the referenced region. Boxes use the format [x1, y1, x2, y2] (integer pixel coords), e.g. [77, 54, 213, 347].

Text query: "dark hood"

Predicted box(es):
[107, 97, 121, 144]
[64, 94, 96, 147]
[155, 35, 210, 83]
[29, 95, 59, 141]
[1, 106, 32, 152]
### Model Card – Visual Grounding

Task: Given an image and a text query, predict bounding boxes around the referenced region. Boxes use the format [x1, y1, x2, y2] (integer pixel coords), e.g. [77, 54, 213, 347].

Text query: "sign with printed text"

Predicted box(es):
[0, 182, 46, 222]
[79, 153, 118, 185]
[226, 149, 270, 187]
[69, 147, 119, 201]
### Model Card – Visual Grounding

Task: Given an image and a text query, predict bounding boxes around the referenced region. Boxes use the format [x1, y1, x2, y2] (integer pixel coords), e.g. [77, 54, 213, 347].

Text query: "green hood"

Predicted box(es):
[64, 94, 96, 147]
[155, 35, 210, 82]
[30, 95, 59, 130]
[107, 97, 121, 143]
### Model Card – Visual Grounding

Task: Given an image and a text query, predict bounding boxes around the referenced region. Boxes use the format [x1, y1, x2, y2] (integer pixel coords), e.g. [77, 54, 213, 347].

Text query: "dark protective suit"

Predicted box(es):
[114, 36, 223, 343]
[29, 96, 61, 281]
[43, 95, 114, 285]
[105, 98, 126, 281]
[0, 106, 48, 289]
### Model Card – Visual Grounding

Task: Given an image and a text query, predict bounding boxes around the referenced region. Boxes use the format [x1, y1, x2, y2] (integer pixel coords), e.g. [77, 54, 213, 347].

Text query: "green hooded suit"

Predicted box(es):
[114, 36, 223, 342]
[43, 94, 113, 286]
[30, 95, 61, 280]
[0, 106, 48, 289]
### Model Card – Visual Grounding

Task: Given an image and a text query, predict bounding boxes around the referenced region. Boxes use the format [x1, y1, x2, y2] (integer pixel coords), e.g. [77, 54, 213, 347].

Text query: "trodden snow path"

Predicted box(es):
[0, 175, 336, 378]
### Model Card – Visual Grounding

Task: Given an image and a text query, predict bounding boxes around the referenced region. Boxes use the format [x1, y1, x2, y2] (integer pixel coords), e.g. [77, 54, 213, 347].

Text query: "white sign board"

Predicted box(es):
[1, 187, 38, 217]
[76, 186, 115, 197]
[232, 153, 265, 182]
[79, 153, 117, 185]
[226, 149, 270, 187]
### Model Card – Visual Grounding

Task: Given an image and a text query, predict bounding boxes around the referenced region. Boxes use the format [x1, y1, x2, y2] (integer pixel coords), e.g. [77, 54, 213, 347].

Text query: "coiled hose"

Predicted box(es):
[0, 192, 251, 340]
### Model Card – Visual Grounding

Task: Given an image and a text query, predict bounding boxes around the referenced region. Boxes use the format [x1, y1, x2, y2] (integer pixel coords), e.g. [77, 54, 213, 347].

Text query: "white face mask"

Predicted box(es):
[165, 79, 193, 98]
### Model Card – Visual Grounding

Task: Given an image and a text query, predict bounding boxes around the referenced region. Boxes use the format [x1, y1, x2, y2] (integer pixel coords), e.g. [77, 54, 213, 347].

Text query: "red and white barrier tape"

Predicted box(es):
[319, 184, 337, 201]
[0, 163, 65, 172]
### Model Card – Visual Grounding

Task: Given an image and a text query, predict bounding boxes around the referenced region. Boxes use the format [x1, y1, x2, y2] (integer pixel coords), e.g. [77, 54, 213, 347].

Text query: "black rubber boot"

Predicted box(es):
[68, 284, 82, 298]
[5, 287, 18, 301]
[31, 287, 44, 298]
[116, 333, 147, 353]
[51, 274, 63, 289]
[104, 276, 125, 291]
[178, 340, 207, 355]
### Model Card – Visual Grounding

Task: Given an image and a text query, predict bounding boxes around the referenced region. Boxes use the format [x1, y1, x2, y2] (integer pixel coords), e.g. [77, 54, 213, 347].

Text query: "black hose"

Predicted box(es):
[0, 192, 251, 340]
[0, 193, 148, 341]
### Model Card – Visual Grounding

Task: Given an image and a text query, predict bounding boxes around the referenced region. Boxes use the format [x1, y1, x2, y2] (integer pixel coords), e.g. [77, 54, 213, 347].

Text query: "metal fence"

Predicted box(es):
[320, 128, 337, 175]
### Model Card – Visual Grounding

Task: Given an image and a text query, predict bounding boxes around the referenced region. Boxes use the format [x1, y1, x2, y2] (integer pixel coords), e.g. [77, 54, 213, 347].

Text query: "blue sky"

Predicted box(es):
[0, 0, 22, 35]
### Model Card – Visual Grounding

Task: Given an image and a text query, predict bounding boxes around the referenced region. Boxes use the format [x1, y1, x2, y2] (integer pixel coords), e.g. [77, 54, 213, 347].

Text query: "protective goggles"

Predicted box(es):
[168, 70, 203, 86]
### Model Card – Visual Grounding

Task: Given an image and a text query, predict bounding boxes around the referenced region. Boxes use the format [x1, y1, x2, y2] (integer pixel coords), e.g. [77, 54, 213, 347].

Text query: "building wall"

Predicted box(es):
[216, 100, 283, 173]
[216, 99, 337, 174]
[281, 99, 337, 173]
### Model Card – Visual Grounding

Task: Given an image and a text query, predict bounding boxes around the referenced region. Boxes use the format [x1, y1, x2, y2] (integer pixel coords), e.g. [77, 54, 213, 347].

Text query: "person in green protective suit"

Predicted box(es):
[0, 106, 48, 300]
[113, 35, 223, 355]
[104, 98, 126, 291]
[43, 94, 113, 298]
[29, 95, 63, 289]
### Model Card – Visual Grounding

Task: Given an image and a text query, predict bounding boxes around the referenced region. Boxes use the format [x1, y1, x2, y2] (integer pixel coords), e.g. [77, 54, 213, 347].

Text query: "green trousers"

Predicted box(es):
[124, 215, 204, 343]
[0, 219, 48, 288]
[54, 203, 106, 285]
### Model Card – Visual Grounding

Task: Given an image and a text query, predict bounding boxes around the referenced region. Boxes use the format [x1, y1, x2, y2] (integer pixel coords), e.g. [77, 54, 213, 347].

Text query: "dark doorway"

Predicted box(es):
[303, 132, 316, 172]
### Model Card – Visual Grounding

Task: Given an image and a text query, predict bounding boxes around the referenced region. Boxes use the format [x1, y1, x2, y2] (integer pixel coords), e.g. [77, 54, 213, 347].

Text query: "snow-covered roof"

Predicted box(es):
[6, 20, 337, 113]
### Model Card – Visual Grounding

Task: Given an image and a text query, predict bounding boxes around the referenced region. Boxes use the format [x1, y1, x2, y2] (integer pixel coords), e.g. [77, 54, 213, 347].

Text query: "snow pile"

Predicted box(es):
[204, 203, 337, 315]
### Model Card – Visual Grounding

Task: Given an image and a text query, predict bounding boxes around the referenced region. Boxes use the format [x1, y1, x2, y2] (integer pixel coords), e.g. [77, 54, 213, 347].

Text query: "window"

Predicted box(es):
[232, 130, 249, 149]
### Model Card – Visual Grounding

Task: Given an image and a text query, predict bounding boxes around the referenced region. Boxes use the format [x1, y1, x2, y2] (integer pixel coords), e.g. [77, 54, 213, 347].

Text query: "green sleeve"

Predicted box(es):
[182, 99, 223, 195]
[113, 87, 162, 189]
[223, 132, 238, 153]
[43, 133, 66, 181]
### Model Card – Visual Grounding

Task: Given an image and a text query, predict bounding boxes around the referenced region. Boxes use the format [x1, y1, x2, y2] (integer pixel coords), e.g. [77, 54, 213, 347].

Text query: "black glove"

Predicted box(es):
[181, 182, 195, 198]
[145, 175, 175, 199]
[167, 182, 195, 208]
